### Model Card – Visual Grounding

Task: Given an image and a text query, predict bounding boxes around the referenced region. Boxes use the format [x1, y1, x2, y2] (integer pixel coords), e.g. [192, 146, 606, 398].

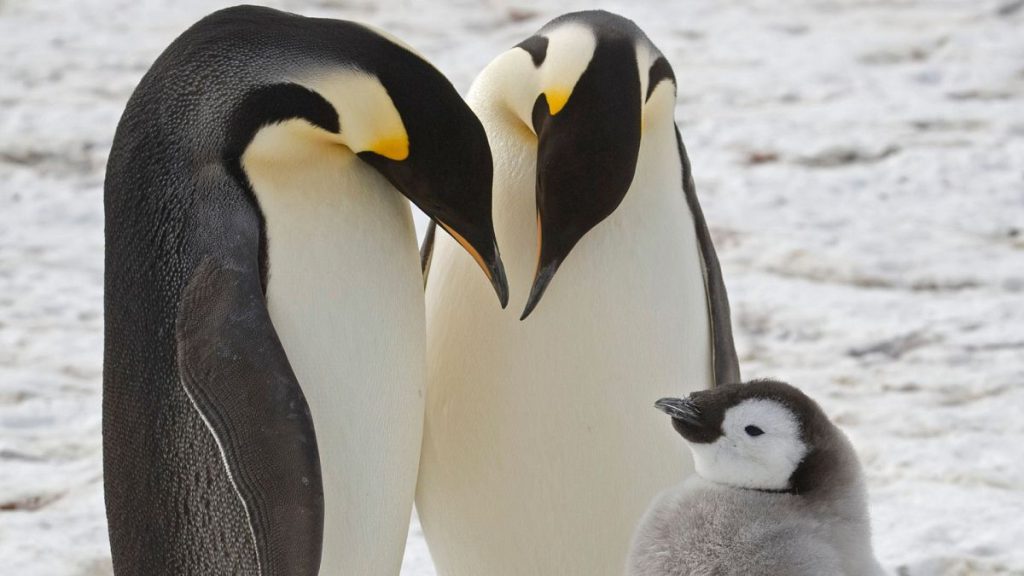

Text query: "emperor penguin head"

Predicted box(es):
[231, 24, 509, 305]
[656, 380, 846, 494]
[469, 11, 678, 319]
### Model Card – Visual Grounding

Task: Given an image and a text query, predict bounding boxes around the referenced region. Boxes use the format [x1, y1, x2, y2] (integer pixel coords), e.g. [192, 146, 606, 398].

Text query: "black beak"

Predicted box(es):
[520, 250, 560, 320]
[484, 241, 510, 309]
[436, 221, 509, 309]
[655, 397, 702, 427]
[656, 395, 722, 444]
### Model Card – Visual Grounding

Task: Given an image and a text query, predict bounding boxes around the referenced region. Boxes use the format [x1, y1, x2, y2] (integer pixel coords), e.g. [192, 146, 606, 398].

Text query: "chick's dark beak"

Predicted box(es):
[657, 395, 722, 444]
[655, 397, 702, 426]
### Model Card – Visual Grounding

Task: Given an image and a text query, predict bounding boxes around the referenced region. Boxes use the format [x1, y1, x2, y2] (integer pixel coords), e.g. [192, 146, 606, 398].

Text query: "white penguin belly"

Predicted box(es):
[418, 121, 711, 576]
[245, 126, 425, 576]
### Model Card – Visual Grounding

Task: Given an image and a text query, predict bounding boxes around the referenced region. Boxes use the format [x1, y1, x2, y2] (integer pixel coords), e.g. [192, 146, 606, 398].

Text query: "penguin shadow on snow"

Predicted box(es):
[627, 379, 887, 576]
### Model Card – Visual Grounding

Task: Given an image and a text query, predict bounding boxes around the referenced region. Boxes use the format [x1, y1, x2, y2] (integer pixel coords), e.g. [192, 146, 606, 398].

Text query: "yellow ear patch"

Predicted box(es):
[544, 88, 571, 115]
[369, 136, 409, 161]
[300, 69, 411, 162]
[535, 25, 595, 118]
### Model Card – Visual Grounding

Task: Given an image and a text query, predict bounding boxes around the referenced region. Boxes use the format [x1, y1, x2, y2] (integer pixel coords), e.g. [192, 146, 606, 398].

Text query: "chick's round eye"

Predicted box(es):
[745, 425, 764, 437]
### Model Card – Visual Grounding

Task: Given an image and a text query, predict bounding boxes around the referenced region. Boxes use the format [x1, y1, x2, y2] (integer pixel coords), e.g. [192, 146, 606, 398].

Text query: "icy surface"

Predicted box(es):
[1, 0, 1022, 574]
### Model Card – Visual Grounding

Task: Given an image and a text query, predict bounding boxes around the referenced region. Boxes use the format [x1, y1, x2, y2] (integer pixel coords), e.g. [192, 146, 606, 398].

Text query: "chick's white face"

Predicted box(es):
[689, 399, 808, 491]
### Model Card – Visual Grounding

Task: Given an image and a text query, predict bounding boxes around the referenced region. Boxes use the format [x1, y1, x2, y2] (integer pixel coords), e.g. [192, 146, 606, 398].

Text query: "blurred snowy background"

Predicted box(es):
[1, 0, 1023, 574]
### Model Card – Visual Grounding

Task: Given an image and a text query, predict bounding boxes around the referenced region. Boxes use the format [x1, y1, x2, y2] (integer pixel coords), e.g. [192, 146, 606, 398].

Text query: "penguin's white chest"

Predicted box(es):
[243, 122, 425, 575]
[418, 120, 712, 576]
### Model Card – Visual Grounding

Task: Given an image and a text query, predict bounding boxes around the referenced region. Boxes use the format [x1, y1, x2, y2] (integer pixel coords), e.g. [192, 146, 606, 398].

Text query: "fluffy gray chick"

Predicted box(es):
[627, 379, 886, 576]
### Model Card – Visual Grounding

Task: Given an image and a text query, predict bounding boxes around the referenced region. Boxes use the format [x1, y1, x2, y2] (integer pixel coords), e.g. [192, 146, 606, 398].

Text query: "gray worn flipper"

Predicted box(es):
[176, 256, 324, 576]
[676, 127, 741, 386]
[421, 219, 437, 284]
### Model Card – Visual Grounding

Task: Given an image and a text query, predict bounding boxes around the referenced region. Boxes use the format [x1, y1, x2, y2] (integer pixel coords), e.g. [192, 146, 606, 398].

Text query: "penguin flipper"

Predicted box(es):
[176, 256, 324, 576]
[676, 127, 741, 387]
[421, 219, 437, 283]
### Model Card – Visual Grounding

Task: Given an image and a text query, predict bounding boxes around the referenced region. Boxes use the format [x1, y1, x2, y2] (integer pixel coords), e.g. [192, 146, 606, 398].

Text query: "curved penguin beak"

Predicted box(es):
[521, 36, 643, 320]
[479, 241, 510, 309]
[436, 221, 509, 308]
[655, 397, 702, 427]
[357, 130, 509, 309]
[656, 394, 722, 444]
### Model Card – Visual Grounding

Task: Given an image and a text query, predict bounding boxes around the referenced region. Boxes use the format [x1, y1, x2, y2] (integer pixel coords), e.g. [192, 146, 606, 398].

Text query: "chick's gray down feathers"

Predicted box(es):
[627, 382, 886, 576]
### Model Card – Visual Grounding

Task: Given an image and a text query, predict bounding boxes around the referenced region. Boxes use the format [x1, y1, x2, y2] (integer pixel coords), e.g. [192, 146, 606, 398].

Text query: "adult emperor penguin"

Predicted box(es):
[417, 11, 740, 576]
[103, 6, 507, 576]
[628, 380, 885, 576]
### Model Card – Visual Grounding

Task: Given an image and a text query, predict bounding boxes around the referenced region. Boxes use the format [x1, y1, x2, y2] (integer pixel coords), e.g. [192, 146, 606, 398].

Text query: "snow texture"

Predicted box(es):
[1, 0, 1022, 574]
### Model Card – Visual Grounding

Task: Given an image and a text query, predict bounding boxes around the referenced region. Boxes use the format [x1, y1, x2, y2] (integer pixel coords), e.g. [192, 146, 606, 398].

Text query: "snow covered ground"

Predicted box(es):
[1, 0, 1022, 574]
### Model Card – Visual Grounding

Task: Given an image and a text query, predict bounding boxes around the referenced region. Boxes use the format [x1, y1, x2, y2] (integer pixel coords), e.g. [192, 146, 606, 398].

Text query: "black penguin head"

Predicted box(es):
[656, 380, 848, 494]
[474, 11, 679, 319]
[226, 23, 508, 307]
[354, 51, 509, 307]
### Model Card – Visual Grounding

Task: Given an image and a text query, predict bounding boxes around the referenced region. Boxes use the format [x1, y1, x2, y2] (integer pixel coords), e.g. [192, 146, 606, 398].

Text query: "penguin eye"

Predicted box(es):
[744, 425, 764, 437]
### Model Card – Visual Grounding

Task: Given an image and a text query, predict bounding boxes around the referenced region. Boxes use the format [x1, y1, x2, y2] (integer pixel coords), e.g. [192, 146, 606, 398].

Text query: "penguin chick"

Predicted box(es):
[627, 380, 886, 576]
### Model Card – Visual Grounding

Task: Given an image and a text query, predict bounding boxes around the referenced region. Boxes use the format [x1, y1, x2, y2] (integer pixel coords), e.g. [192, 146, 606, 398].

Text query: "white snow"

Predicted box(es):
[1, 0, 1022, 574]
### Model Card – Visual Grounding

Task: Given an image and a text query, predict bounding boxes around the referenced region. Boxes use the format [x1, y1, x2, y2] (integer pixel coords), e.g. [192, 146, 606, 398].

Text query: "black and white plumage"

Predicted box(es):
[628, 380, 886, 576]
[417, 11, 739, 576]
[103, 6, 505, 575]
